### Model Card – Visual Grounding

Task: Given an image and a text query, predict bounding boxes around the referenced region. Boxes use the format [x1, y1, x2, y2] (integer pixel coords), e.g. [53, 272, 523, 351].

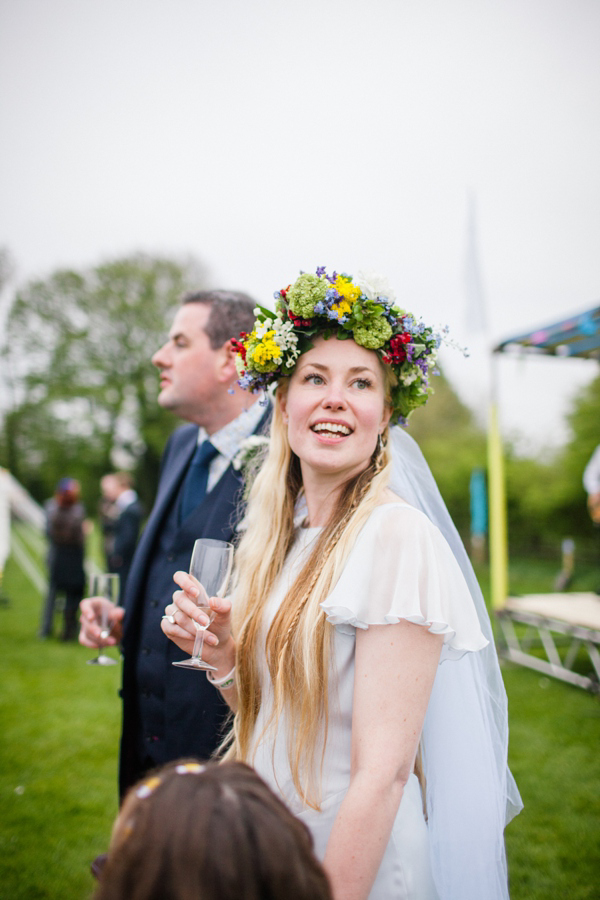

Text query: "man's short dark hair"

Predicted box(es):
[182, 290, 256, 349]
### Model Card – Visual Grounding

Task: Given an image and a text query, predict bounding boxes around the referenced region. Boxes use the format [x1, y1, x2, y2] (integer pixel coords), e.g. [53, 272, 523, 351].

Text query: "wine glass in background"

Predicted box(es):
[172, 538, 233, 671]
[86, 573, 120, 666]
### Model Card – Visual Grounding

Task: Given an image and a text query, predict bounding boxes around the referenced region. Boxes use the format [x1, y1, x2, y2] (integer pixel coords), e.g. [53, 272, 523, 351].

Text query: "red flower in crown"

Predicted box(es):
[383, 331, 412, 364]
[231, 336, 247, 362]
[288, 309, 313, 328]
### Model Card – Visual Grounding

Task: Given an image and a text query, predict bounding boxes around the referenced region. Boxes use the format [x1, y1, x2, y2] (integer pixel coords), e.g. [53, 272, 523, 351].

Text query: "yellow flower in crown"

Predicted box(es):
[329, 275, 361, 320]
[330, 298, 352, 319]
[253, 331, 280, 366]
[334, 275, 362, 304]
[245, 325, 283, 373]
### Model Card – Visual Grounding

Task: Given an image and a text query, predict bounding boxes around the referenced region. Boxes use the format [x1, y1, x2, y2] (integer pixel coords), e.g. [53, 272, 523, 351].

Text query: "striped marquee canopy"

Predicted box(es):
[494, 305, 600, 360]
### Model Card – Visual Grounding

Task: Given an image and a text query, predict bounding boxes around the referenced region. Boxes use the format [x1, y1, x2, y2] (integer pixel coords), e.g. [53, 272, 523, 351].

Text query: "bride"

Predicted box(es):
[161, 268, 521, 900]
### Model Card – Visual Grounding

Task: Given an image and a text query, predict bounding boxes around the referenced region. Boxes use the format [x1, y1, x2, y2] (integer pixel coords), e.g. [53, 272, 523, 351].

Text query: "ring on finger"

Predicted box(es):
[162, 614, 176, 625]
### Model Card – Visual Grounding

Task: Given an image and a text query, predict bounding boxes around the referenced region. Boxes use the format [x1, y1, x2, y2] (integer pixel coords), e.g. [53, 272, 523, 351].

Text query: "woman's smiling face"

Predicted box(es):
[278, 335, 392, 484]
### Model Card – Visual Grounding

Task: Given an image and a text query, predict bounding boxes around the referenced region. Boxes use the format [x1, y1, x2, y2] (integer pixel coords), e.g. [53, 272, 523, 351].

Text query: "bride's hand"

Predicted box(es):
[160, 571, 233, 665]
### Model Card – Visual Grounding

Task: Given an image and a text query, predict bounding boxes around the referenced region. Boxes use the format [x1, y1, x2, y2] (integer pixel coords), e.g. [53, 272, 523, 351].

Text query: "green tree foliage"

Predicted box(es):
[407, 371, 487, 538]
[555, 373, 600, 539]
[503, 452, 564, 553]
[503, 371, 600, 555]
[561, 373, 600, 491]
[408, 367, 600, 557]
[0, 253, 207, 508]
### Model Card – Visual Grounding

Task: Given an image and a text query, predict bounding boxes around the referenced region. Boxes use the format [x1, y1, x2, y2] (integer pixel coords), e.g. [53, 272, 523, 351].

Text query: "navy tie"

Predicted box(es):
[179, 440, 219, 523]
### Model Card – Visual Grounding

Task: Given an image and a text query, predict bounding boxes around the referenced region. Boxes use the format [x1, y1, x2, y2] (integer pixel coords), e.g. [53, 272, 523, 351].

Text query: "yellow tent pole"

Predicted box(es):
[487, 370, 509, 610]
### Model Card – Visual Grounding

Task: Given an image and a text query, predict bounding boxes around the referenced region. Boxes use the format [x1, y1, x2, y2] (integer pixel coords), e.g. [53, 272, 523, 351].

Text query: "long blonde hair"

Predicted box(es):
[226, 363, 395, 808]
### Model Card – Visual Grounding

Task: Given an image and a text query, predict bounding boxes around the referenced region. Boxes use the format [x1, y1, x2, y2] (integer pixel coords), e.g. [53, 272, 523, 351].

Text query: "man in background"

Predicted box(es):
[99, 471, 143, 601]
[80, 290, 269, 798]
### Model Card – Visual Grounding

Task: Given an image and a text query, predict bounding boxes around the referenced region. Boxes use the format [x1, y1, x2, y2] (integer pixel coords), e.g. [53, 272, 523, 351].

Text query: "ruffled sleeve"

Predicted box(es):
[320, 502, 488, 661]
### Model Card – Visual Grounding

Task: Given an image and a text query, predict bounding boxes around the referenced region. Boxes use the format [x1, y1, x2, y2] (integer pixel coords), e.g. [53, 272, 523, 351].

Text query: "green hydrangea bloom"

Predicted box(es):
[353, 317, 393, 349]
[287, 273, 328, 318]
[249, 356, 279, 374]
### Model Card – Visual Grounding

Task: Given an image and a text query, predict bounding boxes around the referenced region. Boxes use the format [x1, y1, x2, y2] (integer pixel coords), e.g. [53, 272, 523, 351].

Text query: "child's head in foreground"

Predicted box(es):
[93, 759, 333, 900]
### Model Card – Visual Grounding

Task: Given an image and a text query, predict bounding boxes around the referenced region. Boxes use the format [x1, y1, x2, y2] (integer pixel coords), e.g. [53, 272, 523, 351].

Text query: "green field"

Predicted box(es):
[0, 528, 598, 899]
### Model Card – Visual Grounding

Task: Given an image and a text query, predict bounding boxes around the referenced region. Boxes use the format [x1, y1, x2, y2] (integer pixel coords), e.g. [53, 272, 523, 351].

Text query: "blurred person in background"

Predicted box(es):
[100, 471, 143, 602]
[79, 290, 270, 801]
[93, 760, 333, 900]
[40, 477, 87, 641]
[99, 474, 119, 571]
[583, 444, 600, 526]
[583, 443, 600, 593]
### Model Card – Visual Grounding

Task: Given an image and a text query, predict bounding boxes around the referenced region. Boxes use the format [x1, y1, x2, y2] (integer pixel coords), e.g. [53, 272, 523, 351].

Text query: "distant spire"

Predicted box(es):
[463, 191, 488, 336]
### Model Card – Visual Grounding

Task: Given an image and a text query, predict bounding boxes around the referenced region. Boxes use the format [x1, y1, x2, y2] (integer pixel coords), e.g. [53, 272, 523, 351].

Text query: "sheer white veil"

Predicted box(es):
[388, 426, 522, 900]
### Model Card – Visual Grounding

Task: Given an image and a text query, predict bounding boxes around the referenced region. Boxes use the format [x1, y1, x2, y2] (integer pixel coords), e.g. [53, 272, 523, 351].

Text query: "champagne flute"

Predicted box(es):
[86, 573, 120, 666]
[172, 538, 233, 671]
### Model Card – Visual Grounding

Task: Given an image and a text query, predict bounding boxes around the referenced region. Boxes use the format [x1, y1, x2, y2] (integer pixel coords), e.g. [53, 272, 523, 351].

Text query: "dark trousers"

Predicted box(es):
[39, 584, 83, 639]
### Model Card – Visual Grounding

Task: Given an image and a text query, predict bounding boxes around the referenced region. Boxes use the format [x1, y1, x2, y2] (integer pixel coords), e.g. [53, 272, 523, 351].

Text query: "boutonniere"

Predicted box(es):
[232, 435, 270, 472]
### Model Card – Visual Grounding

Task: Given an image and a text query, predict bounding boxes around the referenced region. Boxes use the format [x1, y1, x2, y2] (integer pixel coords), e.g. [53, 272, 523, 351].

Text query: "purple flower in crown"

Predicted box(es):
[238, 373, 256, 390]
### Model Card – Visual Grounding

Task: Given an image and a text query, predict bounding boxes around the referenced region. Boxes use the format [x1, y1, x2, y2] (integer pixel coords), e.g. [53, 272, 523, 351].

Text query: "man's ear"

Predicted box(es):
[217, 340, 239, 383]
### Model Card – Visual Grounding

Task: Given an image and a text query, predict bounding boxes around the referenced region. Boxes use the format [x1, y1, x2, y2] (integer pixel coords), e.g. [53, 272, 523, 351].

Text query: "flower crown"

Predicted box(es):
[232, 267, 443, 423]
[117, 763, 207, 842]
[135, 762, 205, 799]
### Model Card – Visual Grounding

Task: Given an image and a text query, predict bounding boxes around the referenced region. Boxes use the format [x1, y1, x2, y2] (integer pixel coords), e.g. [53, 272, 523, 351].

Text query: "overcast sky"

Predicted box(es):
[1, 0, 599, 454]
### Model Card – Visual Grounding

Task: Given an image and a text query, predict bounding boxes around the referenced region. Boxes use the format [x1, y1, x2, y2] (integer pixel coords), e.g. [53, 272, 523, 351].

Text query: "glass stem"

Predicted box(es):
[192, 626, 207, 661]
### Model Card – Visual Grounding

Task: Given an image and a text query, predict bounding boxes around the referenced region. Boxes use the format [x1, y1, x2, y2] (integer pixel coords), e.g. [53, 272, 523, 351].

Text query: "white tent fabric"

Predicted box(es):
[3, 470, 46, 531]
[0, 469, 47, 592]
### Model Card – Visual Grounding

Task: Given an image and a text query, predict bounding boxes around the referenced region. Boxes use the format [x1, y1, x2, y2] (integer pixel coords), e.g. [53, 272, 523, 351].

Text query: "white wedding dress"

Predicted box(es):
[250, 501, 489, 900]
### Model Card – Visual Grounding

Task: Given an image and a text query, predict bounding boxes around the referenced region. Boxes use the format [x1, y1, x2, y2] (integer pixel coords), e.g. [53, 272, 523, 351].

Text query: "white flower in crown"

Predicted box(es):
[254, 319, 274, 339]
[399, 370, 419, 386]
[354, 270, 397, 305]
[272, 315, 301, 365]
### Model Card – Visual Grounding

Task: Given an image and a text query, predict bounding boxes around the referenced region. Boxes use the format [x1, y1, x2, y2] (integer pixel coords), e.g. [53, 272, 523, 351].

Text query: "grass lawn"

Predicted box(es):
[0, 537, 598, 899]
[482, 556, 600, 899]
[0, 538, 121, 900]
[503, 663, 600, 899]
